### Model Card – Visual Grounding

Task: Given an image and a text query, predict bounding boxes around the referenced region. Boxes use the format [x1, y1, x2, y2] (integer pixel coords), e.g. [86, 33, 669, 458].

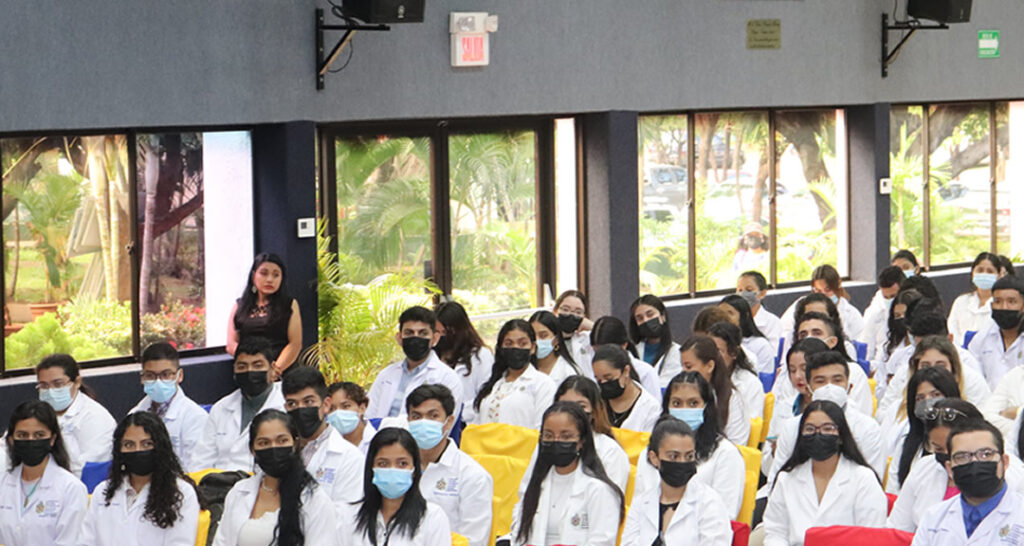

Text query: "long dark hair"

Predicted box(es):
[897, 366, 961, 487]
[434, 301, 488, 376]
[776, 400, 875, 488]
[35, 353, 98, 400]
[6, 401, 71, 471]
[356, 428, 428, 545]
[474, 319, 536, 411]
[719, 294, 766, 338]
[105, 412, 196, 529]
[794, 311, 852, 361]
[885, 289, 923, 357]
[516, 402, 624, 545]
[249, 410, 316, 546]
[707, 322, 757, 375]
[662, 372, 722, 461]
[555, 375, 615, 438]
[234, 253, 292, 328]
[812, 264, 848, 300]
[591, 344, 641, 393]
[591, 316, 640, 360]
[530, 310, 580, 372]
[628, 295, 673, 372]
[679, 336, 734, 429]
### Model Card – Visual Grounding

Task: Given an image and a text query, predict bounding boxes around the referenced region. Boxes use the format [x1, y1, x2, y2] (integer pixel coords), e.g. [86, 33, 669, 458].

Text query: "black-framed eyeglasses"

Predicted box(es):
[921, 407, 967, 423]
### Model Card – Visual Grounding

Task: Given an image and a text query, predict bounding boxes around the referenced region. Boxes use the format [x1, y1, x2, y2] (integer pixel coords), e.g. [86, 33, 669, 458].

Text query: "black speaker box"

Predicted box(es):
[343, 0, 424, 23]
[907, 0, 972, 23]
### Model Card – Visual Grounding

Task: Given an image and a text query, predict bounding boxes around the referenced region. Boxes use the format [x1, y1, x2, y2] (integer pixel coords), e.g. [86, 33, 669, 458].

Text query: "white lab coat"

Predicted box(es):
[419, 440, 494, 546]
[743, 335, 778, 375]
[475, 365, 557, 429]
[755, 307, 785, 352]
[725, 387, 753, 446]
[565, 331, 595, 378]
[520, 432, 631, 496]
[339, 500, 453, 546]
[982, 366, 1024, 440]
[509, 463, 622, 546]
[772, 351, 873, 418]
[58, 392, 117, 476]
[781, 295, 865, 345]
[888, 453, 1024, 533]
[79, 478, 200, 546]
[636, 341, 683, 388]
[615, 382, 663, 434]
[764, 456, 887, 546]
[636, 436, 746, 519]
[0, 456, 88, 546]
[947, 291, 992, 348]
[543, 355, 580, 389]
[188, 384, 284, 472]
[306, 426, 365, 507]
[621, 479, 732, 546]
[858, 289, 893, 363]
[969, 321, 1024, 389]
[366, 351, 466, 421]
[630, 355, 667, 400]
[453, 347, 495, 424]
[212, 472, 337, 546]
[912, 487, 1024, 545]
[129, 389, 209, 471]
[734, 367, 766, 420]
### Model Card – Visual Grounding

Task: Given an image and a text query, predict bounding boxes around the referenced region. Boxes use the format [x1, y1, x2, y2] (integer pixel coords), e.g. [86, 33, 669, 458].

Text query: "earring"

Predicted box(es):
[251, 285, 257, 294]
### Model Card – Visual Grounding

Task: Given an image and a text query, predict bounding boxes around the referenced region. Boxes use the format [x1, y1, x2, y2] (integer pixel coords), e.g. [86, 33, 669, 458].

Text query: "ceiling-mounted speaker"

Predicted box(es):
[907, 0, 972, 23]
[343, 0, 424, 23]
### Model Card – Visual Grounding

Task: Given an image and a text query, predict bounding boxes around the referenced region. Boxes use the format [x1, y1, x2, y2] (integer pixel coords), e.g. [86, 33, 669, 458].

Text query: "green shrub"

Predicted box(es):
[4, 313, 116, 371]
[58, 298, 133, 354]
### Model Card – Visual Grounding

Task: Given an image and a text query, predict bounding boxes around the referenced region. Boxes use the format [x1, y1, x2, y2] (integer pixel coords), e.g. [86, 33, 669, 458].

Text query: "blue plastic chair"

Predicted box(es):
[80, 461, 112, 494]
[851, 340, 870, 375]
[776, 337, 786, 366]
[200, 404, 212, 413]
[368, 417, 383, 430]
[963, 330, 978, 349]
[759, 372, 776, 393]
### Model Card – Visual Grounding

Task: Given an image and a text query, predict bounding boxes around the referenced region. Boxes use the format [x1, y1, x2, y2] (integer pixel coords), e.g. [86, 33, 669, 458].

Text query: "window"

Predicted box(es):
[638, 108, 849, 296]
[890, 101, 1018, 267]
[1, 130, 253, 374]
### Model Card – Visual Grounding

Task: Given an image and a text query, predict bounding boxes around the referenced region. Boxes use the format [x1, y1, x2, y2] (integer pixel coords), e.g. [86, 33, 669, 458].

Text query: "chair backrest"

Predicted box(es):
[803, 525, 913, 546]
[761, 393, 775, 444]
[80, 460, 112, 494]
[868, 378, 878, 417]
[759, 372, 776, 393]
[461, 423, 539, 462]
[195, 509, 210, 546]
[735, 444, 761, 525]
[611, 427, 651, 467]
[747, 418, 763, 448]
[467, 453, 530, 546]
[452, 532, 470, 546]
[731, 520, 751, 546]
[886, 493, 897, 516]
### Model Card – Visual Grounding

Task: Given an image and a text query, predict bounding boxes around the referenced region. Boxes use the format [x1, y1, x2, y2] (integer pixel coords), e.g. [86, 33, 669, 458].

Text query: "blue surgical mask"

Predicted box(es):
[974, 273, 998, 291]
[326, 410, 361, 435]
[828, 294, 839, 304]
[669, 407, 705, 431]
[409, 419, 446, 450]
[536, 339, 555, 359]
[372, 467, 414, 499]
[903, 269, 915, 279]
[39, 385, 73, 412]
[143, 379, 177, 404]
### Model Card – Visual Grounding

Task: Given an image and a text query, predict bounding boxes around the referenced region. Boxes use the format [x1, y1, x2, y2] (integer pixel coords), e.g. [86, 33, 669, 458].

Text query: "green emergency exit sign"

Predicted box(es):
[979, 30, 1000, 59]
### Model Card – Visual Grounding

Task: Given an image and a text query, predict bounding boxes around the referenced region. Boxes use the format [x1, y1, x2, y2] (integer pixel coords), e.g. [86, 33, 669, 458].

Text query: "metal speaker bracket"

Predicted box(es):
[316, 8, 390, 90]
[882, 12, 949, 78]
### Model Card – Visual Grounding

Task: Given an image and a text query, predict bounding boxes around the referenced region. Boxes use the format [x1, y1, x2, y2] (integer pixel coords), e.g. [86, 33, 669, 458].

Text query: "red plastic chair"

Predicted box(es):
[731, 520, 750, 546]
[886, 493, 898, 516]
[804, 526, 913, 546]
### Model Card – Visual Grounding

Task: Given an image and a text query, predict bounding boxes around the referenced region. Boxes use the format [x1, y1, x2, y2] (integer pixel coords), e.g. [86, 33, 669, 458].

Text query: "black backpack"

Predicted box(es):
[197, 471, 250, 545]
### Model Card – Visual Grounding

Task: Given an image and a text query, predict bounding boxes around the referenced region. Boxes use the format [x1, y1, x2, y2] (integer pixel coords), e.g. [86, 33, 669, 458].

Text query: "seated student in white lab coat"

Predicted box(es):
[127, 342, 209, 471]
[780, 264, 866, 342]
[529, 310, 583, 387]
[507, 402, 624, 546]
[592, 344, 662, 433]
[79, 412, 200, 546]
[434, 300, 495, 424]
[766, 351, 885, 489]
[968, 275, 1024, 389]
[590, 316, 662, 398]
[737, 270, 785, 352]
[859, 265, 906, 362]
[948, 252, 1002, 347]
[473, 319, 557, 429]
[366, 306, 465, 421]
[326, 381, 377, 454]
[623, 417, 732, 546]
[0, 401, 88, 546]
[719, 294, 777, 375]
[339, 427, 452, 546]
[763, 400, 887, 546]
[680, 335, 751, 445]
[782, 311, 873, 415]
[406, 384, 493, 546]
[282, 367, 365, 508]
[213, 409, 336, 546]
[190, 336, 284, 472]
[708, 322, 765, 420]
[911, 418, 1024, 545]
[35, 354, 117, 477]
[554, 289, 596, 378]
[629, 295, 683, 388]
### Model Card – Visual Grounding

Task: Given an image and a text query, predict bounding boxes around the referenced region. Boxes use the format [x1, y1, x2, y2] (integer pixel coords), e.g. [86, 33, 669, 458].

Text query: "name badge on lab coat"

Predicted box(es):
[570, 512, 589, 529]
[1001, 523, 1024, 542]
[434, 477, 459, 496]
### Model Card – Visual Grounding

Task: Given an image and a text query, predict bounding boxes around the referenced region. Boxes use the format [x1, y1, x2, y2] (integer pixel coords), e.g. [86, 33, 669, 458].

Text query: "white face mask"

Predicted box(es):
[811, 382, 849, 409]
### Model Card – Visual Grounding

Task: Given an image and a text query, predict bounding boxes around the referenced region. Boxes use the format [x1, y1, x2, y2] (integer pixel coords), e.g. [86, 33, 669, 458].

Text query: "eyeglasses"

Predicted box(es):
[920, 407, 968, 423]
[35, 379, 71, 391]
[951, 448, 1001, 466]
[801, 423, 839, 435]
[141, 370, 179, 382]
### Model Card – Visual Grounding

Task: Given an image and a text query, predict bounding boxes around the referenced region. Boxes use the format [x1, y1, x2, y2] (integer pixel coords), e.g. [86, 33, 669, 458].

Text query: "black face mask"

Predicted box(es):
[121, 450, 156, 476]
[12, 439, 51, 467]
[935, 452, 950, 466]
[288, 407, 323, 439]
[235, 371, 270, 398]
[500, 347, 532, 370]
[558, 314, 583, 335]
[538, 440, 579, 468]
[401, 336, 432, 361]
[658, 460, 697, 488]
[599, 376, 626, 400]
[992, 309, 1023, 330]
[638, 318, 664, 339]
[802, 433, 841, 461]
[254, 446, 296, 478]
[953, 461, 1004, 499]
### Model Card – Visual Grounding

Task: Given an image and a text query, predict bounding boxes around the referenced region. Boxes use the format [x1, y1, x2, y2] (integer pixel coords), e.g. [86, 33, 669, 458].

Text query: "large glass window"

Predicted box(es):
[638, 115, 689, 295]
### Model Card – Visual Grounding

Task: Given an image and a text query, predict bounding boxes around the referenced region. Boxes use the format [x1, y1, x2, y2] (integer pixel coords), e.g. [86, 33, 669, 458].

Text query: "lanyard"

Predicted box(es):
[21, 479, 41, 515]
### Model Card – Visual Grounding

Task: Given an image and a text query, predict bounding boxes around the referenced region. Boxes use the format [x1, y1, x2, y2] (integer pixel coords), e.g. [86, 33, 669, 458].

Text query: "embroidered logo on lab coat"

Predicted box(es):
[316, 467, 335, 484]
[435, 477, 459, 494]
[1000, 524, 1024, 542]
[570, 513, 589, 529]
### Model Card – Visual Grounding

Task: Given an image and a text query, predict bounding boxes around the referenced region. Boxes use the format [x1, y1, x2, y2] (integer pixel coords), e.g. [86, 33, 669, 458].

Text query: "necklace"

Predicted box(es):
[260, 478, 278, 494]
[250, 303, 270, 318]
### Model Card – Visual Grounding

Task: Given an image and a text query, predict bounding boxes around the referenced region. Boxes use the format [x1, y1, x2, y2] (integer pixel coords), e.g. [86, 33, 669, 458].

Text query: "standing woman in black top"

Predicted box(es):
[227, 253, 302, 378]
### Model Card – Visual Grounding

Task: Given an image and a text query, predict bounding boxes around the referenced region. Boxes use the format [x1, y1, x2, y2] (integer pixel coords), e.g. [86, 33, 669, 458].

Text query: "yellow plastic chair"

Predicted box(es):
[461, 423, 539, 462]
[882, 456, 892, 490]
[195, 509, 210, 546]
[610, 427, 651, 467]
[736, 444, 761, 525]
[452, 532, 469, 546]
[467, 453, 530, 546]
[187, 468, 230, 484]
[748, 417, 763, 448]
[869, 378, 878, 417]
[761, 393, 775, 444]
